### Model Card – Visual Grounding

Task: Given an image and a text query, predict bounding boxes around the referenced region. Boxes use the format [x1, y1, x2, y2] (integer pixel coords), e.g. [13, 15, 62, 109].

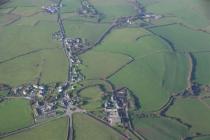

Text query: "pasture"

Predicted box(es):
[0, 21, 68, 86]
[89, 0, 137, 21]
[63, 20, 109, 45]
[79, 86, 103, 111]
[61, 0, 81, 13]
[73, 113, 124, 140]
[0, 98, 33, 133]
[91, 28, 189, 111]
[2, 117, 68, 140]
[79, 51, 132, 79]
[193, 53, 210, 85]
[194, 136, 210, 140]
[144, 0, 210, 28]
[167, 98, 210, 134]
[132, 116, 189, 140]
[151, 24, 210, 52]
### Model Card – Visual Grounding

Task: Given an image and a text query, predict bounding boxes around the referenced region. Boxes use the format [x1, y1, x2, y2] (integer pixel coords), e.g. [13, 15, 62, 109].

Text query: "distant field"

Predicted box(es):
[79, 51, 132, 79]
[2, 117, 68, 140]
[0, 14, 20, 26]
[63, 20, 109, 45]
[61, 0, 81, 13]
[194, 136, 210, 140]
[90, 0, 137, 20]
[1, 0, 50, 7]
[151, 24, 210, 52]
[194, 53, 210, 85]
[0, 98, 33, 133]
[73, 113, 124, 140]
[0, 7, 15, 14]
[79, 86, 103, 111]
[11, 7, 40, 16]
[143, 0, 210, 28]
[151, 24, 210, 85]
[167, 98, 210, 134]
[132, 116, 189, 140]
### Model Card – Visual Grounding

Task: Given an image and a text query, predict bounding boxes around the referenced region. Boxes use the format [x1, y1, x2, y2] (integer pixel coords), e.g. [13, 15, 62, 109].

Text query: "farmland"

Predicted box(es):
[73, 113, 124, 140]
[89, 28, 189, 111]
[1, 117, 68, 140]
[142, 0, 210, 28]
[63, 20, 109, 45]
[167, 98, 210, 134]
[0, 98, 33, 133]
[132, 116, 189, 140]
[79, 86, 103, 111]
[79, 51, 132, 79]
[1, 0, 210, 139]
[150, 24, 210, 52]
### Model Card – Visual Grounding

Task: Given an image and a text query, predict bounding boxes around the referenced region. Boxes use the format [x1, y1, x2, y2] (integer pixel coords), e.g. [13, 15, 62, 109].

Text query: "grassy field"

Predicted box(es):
[193, 53, 210, 85]
[151, 25, 210, 85]
[63, 20, 109, 45]
[151, 24, 210, 52]
[132, 116, 189, 140]
[1, 0, 50, 7]
[194, 136, 210, 140]
[79, 86, 103, 111]
[0, 98, 33, 133]
[61, 0, 81, 13]
[79, 51, 132, 79]
[2, 117, 68, 140]
[0, 20, 68, 86]
[90, 0, 137, 21]
[73, 113, 124, 140]
[203, 98, 210, 106]
[91, 28, 189, 111]
[0, 47, 68, 86]
[110, 52, 188, 111]
[143, 0, 210, 28]
[79, 79, 113, 92]
[11, 7, 40, 16]
[167, 98, 210, 134]
[0, 14, 20, 26]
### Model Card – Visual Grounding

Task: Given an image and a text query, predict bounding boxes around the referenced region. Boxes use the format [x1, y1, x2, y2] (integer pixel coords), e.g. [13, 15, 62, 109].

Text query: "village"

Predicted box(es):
[0, 0, 163, 128]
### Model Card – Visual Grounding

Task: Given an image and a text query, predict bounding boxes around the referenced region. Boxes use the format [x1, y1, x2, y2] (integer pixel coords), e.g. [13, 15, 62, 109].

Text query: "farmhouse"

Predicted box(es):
[104, 88, 130, 126]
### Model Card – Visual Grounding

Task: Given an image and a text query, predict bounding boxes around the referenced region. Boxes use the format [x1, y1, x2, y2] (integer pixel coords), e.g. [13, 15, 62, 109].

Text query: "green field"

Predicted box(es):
[0, 20, 68, 86]
[167, 98, 210, 134]
[143, 0, 210, 28]
[63, 20, 109, 45]
[2, 117, 68, 140]
[132, 116, 189, 140]
[1, 0, 50, 7]
[91, 28, 189, 111]
[90, 0, 137, 20]
[61, 0, 81, 13]
[79, 79, 113, 93]
[203, 98, 210, 106]
[79, 86, 103, 111]
[194, 136, 210, 140]
[0, 98, 33, 133]
[151, 24, 210, 52]
[73, 113, 124, 140]
[79, 51, 132, 79]
[194, 53, 210, 85]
